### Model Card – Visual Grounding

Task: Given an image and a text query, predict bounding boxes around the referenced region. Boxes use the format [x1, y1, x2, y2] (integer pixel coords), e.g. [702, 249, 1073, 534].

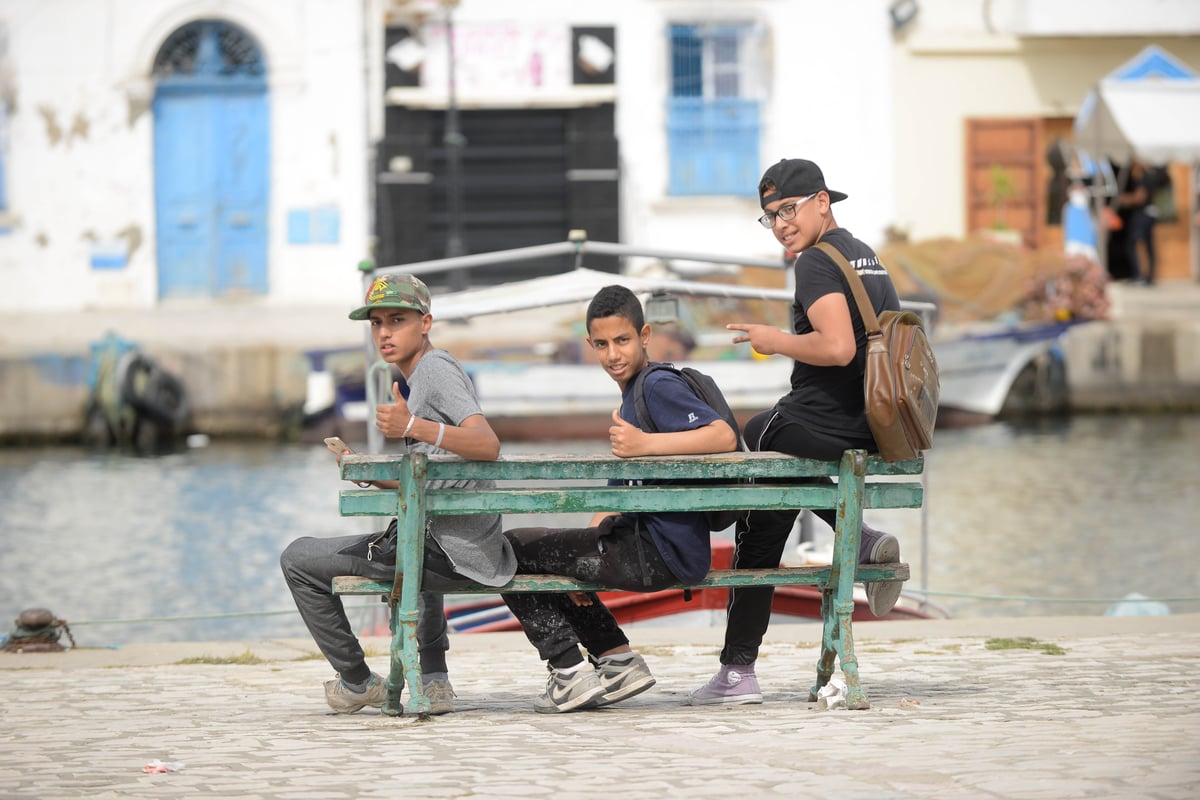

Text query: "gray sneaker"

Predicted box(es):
[687, 665, 763, 706]
[324, 672, 388, 713]
[533, 666, 606, 714]
[861, 526, 903, 617]
[593, 652, 656, 707]
[418, 675, 455, 716]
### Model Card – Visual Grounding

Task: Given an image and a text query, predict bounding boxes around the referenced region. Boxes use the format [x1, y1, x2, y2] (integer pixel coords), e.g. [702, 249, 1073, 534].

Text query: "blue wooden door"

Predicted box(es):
[152, 20, 268, 299]
[213, 91, 269, 295]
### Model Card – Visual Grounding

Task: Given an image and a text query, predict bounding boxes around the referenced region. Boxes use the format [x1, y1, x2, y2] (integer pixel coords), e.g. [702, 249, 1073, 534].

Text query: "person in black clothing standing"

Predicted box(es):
[1117, 159, 1157, 285]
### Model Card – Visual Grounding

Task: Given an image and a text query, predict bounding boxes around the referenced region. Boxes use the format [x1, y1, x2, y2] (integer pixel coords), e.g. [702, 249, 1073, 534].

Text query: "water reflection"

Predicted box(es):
[1, 413, 1196, 645]
[904, 413, 1200, 618]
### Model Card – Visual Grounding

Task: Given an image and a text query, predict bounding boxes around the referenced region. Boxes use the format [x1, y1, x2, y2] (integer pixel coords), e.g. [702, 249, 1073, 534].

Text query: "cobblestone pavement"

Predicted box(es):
[2, 615, 1198, 799]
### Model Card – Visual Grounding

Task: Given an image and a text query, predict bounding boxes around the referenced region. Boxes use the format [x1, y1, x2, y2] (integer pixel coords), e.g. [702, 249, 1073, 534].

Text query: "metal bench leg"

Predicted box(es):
[810, 450, 872, 709]
[811, 597, 867, 709]
[384, 590, 413, 717]
[811, 585, 838, 699]
[834, 598, 869, 710]
[384, 455, 430, 717]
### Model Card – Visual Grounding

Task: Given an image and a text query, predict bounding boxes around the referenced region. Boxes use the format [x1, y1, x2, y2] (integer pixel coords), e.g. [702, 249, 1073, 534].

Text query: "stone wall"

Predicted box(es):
[1063, 320, 1200, 411]
[0, 346, 310, 443]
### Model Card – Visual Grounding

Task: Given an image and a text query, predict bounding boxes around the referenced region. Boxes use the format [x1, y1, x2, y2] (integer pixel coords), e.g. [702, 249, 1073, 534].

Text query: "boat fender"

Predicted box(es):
[121, 353, 190, 427]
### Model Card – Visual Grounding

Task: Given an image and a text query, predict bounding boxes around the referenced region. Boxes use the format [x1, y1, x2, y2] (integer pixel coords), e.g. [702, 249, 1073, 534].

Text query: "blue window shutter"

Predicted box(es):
[313, 206, 340, 244]
[666, 25, 759, 197]
[287, 210, 311, 244]
[670, 25, 702, 97]
[0, 109, 7, 211]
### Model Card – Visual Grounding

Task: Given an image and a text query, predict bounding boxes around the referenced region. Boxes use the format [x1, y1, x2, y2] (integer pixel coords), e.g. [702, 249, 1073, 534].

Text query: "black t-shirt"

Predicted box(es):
[776, 228, 901, 440]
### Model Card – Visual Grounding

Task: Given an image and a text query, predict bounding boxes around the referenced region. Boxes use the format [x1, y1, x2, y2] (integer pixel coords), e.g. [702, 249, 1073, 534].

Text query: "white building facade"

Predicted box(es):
[0, 0, 375, 312]
[0, 0, 900, 312]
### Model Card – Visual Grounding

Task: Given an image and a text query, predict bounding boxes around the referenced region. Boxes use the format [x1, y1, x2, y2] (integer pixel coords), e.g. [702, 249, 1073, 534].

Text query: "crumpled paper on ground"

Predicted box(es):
[143, 759, 185, 774]
[815, 678, 847, 711]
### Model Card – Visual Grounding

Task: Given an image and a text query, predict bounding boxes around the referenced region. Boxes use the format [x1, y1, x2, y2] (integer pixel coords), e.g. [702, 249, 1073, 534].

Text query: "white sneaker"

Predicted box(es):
[324, 672, 388, 713]
[418, 676, 455, 716]
[532, 666, 605, 714]
[593, 653, 656, 707]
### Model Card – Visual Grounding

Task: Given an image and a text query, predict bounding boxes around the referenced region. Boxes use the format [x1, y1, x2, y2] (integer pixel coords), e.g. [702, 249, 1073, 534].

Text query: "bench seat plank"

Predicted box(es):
[333, 562, 910, 596]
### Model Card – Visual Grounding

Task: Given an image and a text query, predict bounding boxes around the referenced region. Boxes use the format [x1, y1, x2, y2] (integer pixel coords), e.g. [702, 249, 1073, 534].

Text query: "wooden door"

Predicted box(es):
[965, 118, 1042, 249]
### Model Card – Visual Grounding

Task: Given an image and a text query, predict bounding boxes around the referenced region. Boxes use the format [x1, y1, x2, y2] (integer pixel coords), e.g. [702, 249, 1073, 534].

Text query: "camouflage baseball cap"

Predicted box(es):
[348, 273, 431, 320]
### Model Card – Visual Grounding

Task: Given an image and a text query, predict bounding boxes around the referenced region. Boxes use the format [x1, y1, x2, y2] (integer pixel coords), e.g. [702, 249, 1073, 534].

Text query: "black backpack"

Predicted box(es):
[630, 362, 746, 532]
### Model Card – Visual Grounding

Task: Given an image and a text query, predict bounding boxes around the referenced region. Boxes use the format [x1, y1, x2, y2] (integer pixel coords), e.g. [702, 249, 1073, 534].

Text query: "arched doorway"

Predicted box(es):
[152, 20, 269, 300]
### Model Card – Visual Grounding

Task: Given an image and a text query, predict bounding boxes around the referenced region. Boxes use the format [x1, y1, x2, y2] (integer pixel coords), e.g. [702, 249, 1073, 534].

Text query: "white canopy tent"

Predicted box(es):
[1074, 78, 1200, 165]
[1073, 46, 1200, 281]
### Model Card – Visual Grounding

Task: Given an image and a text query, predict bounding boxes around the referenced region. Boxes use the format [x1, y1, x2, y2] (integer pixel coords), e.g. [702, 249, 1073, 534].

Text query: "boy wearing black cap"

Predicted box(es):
[281, 273, 517, 716]
[688, 159, 905, 706]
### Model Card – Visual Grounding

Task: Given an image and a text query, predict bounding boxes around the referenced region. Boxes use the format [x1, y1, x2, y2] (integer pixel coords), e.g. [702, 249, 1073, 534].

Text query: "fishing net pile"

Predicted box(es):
[877, 236, 1111, 325]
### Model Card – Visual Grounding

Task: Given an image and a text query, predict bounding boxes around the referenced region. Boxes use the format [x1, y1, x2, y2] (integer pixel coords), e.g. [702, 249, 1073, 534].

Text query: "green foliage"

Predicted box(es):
[177, 648, 267, 665]
[985, 636, 1066, 655]
[988, 165, 1019, 230]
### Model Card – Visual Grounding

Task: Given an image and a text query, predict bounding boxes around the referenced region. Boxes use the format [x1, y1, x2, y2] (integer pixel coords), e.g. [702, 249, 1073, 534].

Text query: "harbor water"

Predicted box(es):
[1, 412, 1197, 647]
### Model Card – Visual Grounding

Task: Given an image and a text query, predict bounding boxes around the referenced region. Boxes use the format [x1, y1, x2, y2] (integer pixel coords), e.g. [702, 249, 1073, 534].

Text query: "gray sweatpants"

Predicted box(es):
[280, 529, 474, 682]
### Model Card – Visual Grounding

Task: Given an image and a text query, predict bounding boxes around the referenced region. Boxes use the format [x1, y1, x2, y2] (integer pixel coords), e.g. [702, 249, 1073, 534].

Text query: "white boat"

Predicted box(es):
[317, 237, 1069, 444]
[930, 319, 1076, 422]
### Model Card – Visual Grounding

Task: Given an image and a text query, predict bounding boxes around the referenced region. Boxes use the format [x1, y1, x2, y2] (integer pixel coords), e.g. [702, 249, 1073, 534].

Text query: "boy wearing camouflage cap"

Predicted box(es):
[281, 273, 516, 715]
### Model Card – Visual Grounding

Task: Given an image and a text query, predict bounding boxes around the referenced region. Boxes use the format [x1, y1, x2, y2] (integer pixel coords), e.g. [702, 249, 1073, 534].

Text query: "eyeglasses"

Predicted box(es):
[757, 193, 817, 229]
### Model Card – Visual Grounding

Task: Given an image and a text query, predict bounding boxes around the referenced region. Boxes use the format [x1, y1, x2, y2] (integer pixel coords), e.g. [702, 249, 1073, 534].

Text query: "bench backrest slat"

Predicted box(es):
[339, 481, 924, 517]
[340, 451, 924, 484]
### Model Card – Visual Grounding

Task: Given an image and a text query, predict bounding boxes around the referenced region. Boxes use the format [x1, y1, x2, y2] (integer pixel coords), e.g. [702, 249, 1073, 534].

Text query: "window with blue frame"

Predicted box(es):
[667, 23, 762, 197]
[0, 23, 9, 220]
[0, 106, 8, 216]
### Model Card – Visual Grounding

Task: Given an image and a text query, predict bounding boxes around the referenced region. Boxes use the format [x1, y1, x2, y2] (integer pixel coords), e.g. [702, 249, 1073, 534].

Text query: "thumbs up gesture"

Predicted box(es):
[375, 381, 413, 438]
[608, 408, 645, 458]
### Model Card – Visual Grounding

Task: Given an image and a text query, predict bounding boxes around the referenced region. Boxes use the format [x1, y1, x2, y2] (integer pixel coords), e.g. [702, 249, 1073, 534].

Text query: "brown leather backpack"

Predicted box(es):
[815, 242, 939, 462]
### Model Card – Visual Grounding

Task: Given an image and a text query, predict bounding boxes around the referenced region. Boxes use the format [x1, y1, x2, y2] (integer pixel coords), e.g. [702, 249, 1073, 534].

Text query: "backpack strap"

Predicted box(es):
[813, 241, 881, 336]
[630, 362, 672, 433]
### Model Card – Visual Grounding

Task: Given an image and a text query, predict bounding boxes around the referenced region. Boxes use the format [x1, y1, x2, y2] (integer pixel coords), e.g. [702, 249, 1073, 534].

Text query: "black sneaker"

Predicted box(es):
[862, 527, 902, 617]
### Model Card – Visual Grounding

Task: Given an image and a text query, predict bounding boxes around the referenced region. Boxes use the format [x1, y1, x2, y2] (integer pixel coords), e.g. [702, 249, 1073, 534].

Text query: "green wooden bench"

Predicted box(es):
[334, 449, 924, 716]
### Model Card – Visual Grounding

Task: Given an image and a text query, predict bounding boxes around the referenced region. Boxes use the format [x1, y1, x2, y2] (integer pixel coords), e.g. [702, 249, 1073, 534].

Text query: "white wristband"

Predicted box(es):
[434, 422, 445, 450]
[402, 415, 416, 437]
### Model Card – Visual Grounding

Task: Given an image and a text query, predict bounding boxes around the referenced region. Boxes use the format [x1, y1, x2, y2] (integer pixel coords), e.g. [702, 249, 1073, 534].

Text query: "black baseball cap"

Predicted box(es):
[758, 159, 848, 208]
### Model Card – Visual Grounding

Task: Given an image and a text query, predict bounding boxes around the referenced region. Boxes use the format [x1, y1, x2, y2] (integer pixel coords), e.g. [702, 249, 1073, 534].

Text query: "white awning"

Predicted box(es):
[1074, 78, 1200, 164]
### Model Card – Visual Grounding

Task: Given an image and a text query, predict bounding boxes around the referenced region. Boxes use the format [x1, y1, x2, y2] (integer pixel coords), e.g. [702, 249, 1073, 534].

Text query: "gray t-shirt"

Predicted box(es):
[401, 349, 516, 587]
